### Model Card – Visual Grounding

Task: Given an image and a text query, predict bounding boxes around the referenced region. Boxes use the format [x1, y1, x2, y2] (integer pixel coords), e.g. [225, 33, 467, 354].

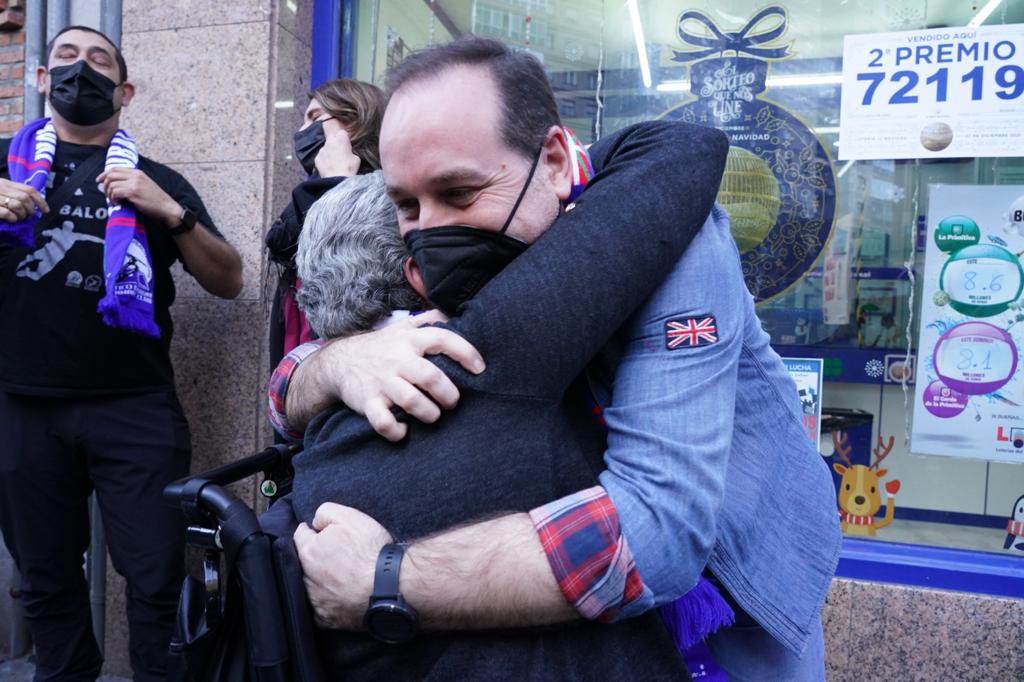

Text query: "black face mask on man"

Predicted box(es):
[403, 151, 542, 316]
[293, 119, 328, 176]
[48, 60, 120, 126]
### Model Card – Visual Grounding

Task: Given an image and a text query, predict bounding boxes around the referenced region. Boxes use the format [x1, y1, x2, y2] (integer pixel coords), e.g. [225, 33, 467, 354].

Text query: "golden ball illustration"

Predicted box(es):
[920, 122, 953, 152]
[717, 146, 781, 253]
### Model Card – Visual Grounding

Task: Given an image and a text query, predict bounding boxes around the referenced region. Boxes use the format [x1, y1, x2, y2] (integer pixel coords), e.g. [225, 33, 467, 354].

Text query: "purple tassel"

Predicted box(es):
[659, 577, 735, 651]
[97, 295, 160, 339]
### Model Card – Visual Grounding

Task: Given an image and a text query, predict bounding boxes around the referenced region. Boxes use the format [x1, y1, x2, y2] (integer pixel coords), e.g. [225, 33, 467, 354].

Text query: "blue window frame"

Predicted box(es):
[838, 539, 1024, 599]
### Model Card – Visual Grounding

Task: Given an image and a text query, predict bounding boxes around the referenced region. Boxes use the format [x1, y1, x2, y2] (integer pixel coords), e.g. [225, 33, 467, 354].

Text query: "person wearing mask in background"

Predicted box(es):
[0, 26, 242, 681]
[265, 79, 386, 373]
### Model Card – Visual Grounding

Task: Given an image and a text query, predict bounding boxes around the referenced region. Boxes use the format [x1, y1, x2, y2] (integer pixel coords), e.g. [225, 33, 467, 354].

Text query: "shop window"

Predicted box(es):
[334, 0, 1024, 593]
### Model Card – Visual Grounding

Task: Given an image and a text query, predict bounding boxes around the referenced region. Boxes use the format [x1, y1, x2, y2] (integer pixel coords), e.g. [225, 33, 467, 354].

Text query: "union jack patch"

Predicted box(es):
[666, 316, 717, 350]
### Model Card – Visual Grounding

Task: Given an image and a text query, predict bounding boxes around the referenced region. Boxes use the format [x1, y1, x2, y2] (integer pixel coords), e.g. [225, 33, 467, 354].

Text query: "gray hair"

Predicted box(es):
[296, 171, 423, 338]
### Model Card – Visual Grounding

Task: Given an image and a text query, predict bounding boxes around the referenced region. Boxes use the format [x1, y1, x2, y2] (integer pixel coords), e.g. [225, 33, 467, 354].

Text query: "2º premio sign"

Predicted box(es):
[840, 23, 1024, 160]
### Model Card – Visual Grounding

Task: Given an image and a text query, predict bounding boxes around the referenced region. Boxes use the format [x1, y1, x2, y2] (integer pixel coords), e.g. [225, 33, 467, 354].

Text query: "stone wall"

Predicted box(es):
[0, 29, 24, 137]
[101, 0, 312, 674]
[824, 579, 1024, 680]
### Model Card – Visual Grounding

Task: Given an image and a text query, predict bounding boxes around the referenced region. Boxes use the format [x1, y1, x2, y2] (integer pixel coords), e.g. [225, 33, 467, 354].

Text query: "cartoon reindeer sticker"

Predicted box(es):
[832, 432, 902, 536]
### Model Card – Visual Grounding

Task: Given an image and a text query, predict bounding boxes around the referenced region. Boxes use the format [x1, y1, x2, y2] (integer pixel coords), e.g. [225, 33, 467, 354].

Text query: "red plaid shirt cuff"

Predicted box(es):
[267, 340, 325, 441]
[529, 486, 645, 623]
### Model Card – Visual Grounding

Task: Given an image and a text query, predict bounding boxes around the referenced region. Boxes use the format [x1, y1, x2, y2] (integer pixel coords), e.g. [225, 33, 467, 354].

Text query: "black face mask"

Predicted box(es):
[403, 152, 541, 316]
[294, 119, 327, 175]
[48, 61, 120, 126]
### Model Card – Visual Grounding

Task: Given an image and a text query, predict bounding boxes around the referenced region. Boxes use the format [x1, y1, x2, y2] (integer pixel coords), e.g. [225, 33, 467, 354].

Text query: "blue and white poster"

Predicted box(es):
[784, 357, 824, 447]
[659, 6, 837, 302]
[840, 24, 1024, 160]
[912, 185, 1024, 463]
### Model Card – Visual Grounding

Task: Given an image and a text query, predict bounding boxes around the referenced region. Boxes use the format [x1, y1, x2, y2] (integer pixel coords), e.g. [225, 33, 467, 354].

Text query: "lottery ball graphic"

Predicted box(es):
[939, 243, 1024, 317]
[933, 321, 1017, 395]
[921, 379, 967, 418]
[934, 215, 980, 252]
[920, 122, 954, 152]
[717, 147, 780, 253]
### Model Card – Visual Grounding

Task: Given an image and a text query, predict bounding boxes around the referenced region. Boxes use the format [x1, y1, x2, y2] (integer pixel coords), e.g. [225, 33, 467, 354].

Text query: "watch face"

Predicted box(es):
[366, 603, 417, 644]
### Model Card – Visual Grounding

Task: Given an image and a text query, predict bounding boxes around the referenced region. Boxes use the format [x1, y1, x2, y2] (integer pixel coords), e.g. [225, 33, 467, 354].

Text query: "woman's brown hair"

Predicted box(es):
[311, 79, 387, 171]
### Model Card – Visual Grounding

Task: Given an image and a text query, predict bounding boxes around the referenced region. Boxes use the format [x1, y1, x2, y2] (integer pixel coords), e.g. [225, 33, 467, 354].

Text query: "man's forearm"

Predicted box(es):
[175, 222, 243, 299]
[296, 489, 642, 631]
[284, 339, 343, 433]
[402, 512, 577, 630]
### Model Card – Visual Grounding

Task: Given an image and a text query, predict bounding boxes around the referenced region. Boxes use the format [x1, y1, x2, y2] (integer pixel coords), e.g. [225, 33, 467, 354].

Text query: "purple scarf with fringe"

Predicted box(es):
[3, 118, 160, 338]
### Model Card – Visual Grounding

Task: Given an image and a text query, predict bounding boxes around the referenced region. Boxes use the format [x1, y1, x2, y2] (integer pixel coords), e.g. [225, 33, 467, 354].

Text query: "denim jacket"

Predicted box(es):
[590, 204, 841, 654]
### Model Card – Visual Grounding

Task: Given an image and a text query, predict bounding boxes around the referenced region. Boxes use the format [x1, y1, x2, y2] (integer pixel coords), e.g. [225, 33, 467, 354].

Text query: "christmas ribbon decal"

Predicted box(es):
[671, 6, 792, 63]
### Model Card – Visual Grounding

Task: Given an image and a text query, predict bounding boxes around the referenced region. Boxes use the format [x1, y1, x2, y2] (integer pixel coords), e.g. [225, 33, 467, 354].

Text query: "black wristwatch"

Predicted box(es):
[364, 543, 418, 644]
[167, 206, 197, 236]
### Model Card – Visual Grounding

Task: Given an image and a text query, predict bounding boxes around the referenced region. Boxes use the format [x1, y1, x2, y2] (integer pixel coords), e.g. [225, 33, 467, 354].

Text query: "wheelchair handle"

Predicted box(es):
[163, 442, 301, 506]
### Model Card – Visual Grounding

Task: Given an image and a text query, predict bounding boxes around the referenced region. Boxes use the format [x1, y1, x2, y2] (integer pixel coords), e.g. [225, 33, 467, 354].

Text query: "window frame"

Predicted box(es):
[313, 0, 1024, 599]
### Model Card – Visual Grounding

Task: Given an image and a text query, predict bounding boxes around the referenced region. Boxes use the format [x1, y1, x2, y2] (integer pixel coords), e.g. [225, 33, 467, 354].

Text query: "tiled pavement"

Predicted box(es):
[0, 656, 129, 681]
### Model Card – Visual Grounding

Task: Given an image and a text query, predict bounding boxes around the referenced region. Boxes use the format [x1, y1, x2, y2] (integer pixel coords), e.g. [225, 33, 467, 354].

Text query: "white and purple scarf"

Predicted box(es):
[3, 117, 160, 338]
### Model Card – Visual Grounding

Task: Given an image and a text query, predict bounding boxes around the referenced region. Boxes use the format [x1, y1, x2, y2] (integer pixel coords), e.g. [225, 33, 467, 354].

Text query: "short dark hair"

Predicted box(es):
[385, 36, 560, 160]
[46, 25, 128, 83]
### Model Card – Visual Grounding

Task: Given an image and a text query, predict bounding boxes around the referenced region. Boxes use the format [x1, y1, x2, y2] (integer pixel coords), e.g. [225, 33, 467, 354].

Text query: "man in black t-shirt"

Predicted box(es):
[0, 26, 242, 681]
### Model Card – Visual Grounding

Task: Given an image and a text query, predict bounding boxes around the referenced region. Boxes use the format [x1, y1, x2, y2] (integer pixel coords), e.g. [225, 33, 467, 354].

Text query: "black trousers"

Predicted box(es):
[0, 390, 191, 682]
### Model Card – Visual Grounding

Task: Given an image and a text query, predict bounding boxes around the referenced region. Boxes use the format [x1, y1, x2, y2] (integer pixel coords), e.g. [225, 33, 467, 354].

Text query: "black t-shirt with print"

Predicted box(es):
[0, 139, 223, 397]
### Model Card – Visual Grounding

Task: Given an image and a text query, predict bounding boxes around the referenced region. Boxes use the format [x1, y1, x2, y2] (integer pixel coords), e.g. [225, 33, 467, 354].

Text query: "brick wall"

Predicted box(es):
[0, 4, 24, 138]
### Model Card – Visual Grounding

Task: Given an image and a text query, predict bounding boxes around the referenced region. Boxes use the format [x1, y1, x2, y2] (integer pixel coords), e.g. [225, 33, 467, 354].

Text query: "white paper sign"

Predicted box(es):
[912, 185, 1024, 463]
[840, 24, 1024, 160]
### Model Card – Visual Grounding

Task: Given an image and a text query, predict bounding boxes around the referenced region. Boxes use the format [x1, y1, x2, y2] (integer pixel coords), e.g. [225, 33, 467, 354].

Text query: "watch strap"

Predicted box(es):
[167, 206, 197, 236]
[371, 543, 406, 600]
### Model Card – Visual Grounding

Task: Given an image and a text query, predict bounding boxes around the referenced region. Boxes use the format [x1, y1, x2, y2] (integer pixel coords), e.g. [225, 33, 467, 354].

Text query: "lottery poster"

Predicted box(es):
[840, 23, 1024, 160]
[912, 185, 1024, 462]
[783, 357, 823, 447]
[659, 6, 837, 303]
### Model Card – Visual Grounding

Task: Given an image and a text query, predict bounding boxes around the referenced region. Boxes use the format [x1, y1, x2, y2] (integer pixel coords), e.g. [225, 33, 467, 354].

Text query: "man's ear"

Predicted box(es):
[540, 125, 572, 202]
[403, 256, 429, 300]
[36, 66, 48, 95]
[119, 81, 136, 107]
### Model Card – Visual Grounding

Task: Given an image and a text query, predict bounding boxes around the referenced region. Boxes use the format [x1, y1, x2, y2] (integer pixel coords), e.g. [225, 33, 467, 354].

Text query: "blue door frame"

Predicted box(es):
[311, 0, 356, 87]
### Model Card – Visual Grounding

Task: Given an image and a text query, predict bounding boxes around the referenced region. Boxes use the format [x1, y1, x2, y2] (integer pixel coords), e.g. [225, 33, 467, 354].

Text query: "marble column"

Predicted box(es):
[99, 0, 313, 675]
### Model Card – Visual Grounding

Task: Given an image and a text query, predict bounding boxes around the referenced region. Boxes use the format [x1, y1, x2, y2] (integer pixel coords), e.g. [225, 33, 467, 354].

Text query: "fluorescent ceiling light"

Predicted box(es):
[274, 100, 295, 109]
[968, 0, 1003, 27]
[627, 0, 651, 89]
[769, 74, 843, 87]
[656, 74, 842, 92]
[655, 80, 688, 92]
